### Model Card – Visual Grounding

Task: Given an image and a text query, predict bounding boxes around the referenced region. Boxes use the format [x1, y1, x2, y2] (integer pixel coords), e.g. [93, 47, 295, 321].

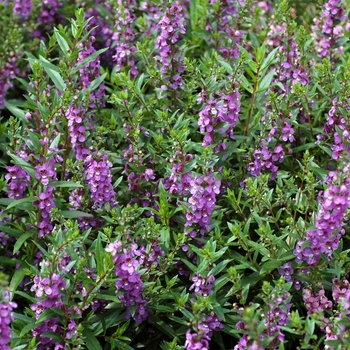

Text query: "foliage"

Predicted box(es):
[1, 0, 350, 349]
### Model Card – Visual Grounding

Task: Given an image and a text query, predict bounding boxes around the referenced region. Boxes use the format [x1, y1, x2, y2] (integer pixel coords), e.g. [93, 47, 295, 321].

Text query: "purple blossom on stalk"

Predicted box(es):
[5, 165, 30, 199]
[311, 0, 347, 58]
[303, 288, 332, 315]
[322, 0, 347, 35]
[0, 290, 17, 350]
[185, 330, 210, 350]
[198, 89, 241, 147]
[13, 0, 32, 19]
[76, 36, 106, 109]
[234, 289, 291, 349]
[106, 241, 161, 323]
[278, 262, 294, 282]
[0, 52, 23, 108]
[247, 141, 284, 180]
[30, 273, 70, 349]
[33, 186, 56, 237]
[155, 4, 186, 90]
[112, 0, 138, 77]
[84, 153, 116, 209]
[189, 273, 215, 297]
[83, 0, 114, 60]
[185, 174, 221, 236]
[205, 1, 244, 61]
[35, 159, 57, 186]
[185, 312, 224, 350]
[294, 174, 350, 265]
[38, 0, 61, 25]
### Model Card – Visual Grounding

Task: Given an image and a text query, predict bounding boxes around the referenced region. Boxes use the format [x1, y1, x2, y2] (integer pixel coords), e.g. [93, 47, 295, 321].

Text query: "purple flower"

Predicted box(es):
[35, 159, 57, 186]
[185, 330, 210, 350]
[13, 0, 32, 19]
[0, 290, 17, 349]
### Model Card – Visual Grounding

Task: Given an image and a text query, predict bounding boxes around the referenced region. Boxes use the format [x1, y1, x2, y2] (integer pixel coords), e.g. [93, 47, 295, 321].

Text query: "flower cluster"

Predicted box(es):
[37, 0, 61, 25]
[84, 153, 116, 210]
[76, 35, 106, 109]
[311, 0, 347, 58]
[235, 289, 291, 349]
[185, 174, 221, 236]
[30, 273, 72, 349]
[302, 287, 333, 315]
[65, 104, 88, 160]
[0, 290, 17, 350]
[185, 312, 224, 350]
[0, 51, 22, 108]
[322, 279, 350, 345]
[106, 241, 149, 323]
[83, 0, 114, 60]
[322, 0, 347, 35]
[13, 0, 32, 19]
[275, 38, 309, 94]
[189, 273, 215, 297]
[112, 0, 138, 77]
[198, 89, 241, 148]
[5, 165, 30, 199]
[205, 1, 244, 61]
[34, 186, 55, 237]
[35, 159, 57, 186]
[155, 4, 186, 90]
[248, 141, 285, 180]
[294, 174, 350, 265]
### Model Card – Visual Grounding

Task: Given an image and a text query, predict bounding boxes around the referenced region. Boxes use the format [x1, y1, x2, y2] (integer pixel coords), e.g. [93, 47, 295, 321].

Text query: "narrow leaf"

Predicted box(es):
[73, 48, 109, 74]
[49, 181, 83, 188]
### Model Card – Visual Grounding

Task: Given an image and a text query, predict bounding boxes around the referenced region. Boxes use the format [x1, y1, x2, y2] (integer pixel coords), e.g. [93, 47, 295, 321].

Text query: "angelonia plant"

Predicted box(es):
[1, 0, 350, 349]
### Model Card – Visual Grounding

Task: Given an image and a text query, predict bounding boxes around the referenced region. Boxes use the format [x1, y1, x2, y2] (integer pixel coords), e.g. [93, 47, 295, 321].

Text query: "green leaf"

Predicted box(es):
[181, 258, 197, 273]
[258, 68, 275, 92]
[14, 291, 38, 303]
[88, 73, 107, 92]
[260, 259, 281, 275]
[218, 59, 233, 74]
[49, 133, 61, 152]
[20, 322, 37, 337]
[240, 74, 253, 93]
[0, 199, 14, 207]
[260, 46, 279, 72]
[54, 28, 71, 56]
[95, 233, 105, 277]
[41, 332, 62, 341]
[61, 210, 93, 218]
[6, 197, 36, 211]
[73, 48, 109, 74]
[4, 101, 26, 121]
[0, 225, 23, 238]
[39, 56, 66, 92]
[305, 317, 315, 335]
[83, 328, 103, 350]
[160, 227, 170, 250]
[49, 181, 83, 188]
[27, 130, 42, 152]
[13, 231, 34, 254]
[9, 265, 26, 297]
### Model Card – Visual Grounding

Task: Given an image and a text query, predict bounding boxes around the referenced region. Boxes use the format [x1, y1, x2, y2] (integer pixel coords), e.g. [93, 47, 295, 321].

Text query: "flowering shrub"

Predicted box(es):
[1, 0, 350, 349]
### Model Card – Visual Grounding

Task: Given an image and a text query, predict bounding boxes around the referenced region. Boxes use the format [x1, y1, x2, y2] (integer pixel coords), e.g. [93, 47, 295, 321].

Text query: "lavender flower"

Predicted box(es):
[185, 174, 221, 236]
[106, 241, 149, 323]
[84, 153, 116, 209]
[13, 0, 32, 19]
[0, 290, 17, 350]
[155, 4, 186, 90]
[5, 165, 30, 199]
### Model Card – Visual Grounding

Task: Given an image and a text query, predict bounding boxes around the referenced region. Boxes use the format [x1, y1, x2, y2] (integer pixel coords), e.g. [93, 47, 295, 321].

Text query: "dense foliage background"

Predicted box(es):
[1, 0, 350, 349]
